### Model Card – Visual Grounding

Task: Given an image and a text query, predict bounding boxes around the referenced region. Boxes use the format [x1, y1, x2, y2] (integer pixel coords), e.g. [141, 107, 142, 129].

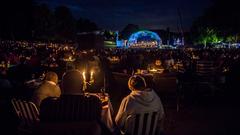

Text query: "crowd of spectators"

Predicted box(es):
[1, 40, 240, 97]
[1, 40, 240, 134]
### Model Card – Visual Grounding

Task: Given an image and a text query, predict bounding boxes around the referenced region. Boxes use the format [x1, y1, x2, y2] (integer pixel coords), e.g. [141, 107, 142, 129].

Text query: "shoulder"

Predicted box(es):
[37, 81, 51, 89]
[53, 85, 61, 92]
[121, 95, 131, 103]
[120, 95, 135, 108]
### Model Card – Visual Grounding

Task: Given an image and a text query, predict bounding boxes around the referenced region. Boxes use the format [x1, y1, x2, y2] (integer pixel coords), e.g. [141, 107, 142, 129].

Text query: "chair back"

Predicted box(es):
[123, 111, 160, 135]
[11, 98, 40, 127]
[176, 62, 185, 74]
[34, 121, 101, 135]
[196, 60, 215, 77]
[40, 95, 102, 122]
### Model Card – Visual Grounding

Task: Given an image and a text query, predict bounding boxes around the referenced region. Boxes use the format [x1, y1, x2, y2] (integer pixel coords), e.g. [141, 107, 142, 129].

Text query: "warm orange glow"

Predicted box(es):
[82, 71, 86, 81]
[89, 70, 94, 84]
[149, 68, 158, 72]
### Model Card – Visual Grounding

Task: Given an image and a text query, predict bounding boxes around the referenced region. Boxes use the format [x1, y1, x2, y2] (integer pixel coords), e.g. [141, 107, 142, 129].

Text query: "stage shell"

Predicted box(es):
[127, 30, 162, 48]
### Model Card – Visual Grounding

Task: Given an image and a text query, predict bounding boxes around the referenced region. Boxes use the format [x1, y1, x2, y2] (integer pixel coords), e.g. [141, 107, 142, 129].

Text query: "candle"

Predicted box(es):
[82, 71, 86, 82]
[82, 71, 87, 91]
[90, 70, 94, 82]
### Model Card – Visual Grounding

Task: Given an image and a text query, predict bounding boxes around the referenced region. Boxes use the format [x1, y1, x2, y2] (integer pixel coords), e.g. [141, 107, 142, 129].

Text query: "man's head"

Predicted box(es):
[61, 70, 84, 95]
[128, 75, 147, 91]
[45, 71, 58, 84]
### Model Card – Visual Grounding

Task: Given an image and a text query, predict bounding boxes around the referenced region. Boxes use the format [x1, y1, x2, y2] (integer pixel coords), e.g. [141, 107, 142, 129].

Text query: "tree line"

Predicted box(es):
[1, 0, 239, 46]
[0, 0, 98, 41]
[191, 0, 240, 46]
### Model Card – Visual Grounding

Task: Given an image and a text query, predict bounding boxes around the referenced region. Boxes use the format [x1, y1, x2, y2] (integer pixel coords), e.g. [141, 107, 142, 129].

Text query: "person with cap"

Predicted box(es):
[115, 74, 165, 133]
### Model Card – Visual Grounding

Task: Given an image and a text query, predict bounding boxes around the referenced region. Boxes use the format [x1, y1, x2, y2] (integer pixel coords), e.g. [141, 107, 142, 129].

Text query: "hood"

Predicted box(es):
[129, 88, 156, 106]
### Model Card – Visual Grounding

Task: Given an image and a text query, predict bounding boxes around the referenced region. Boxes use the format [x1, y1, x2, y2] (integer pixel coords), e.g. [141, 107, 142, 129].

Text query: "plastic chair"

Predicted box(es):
[11, 98, 40, 134]
[121, 111, 161, 135]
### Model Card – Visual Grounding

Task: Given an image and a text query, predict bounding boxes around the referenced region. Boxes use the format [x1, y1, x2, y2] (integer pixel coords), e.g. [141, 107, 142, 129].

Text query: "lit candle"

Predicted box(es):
[90, 70, 94, 82]
[150, 68, 157, 72]
[82, 71, 87, 91]
[82, 71, 86, 82]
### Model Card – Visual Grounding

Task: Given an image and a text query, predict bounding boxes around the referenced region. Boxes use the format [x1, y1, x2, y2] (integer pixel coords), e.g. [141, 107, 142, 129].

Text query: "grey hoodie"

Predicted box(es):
[115, 89, 165, 129]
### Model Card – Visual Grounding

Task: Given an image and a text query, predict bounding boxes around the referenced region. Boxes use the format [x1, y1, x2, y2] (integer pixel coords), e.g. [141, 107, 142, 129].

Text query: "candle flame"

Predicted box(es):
[82, 71, 86, 81]
[90, 70, 94, 82]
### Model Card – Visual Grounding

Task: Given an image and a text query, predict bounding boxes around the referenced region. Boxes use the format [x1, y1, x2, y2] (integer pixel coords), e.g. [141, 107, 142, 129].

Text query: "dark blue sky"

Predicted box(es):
[36, 0, 212, 31]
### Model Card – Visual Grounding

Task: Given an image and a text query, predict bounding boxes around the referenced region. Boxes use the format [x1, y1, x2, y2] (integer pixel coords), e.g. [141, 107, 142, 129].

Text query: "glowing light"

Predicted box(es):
[155, 60, 162, 66]
[82, 70, 95, 91]
[148, 68, 164, 74]
[90, 70, 94, 83]
[149, 68, 158, 72]
[82, 71, 86, 82]
[127, 30, 162, 48]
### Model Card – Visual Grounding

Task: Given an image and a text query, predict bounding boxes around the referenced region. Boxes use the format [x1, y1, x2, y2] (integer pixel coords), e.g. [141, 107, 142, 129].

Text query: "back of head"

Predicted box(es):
[45, 71, 58, 84]
[19, 57, 26, 64]
[128, 75, 147, 91]
[61, 70, 83, 95]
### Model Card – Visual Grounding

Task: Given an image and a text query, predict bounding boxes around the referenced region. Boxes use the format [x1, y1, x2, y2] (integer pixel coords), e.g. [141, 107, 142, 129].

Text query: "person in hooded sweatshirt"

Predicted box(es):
[115, 74, 165, 134]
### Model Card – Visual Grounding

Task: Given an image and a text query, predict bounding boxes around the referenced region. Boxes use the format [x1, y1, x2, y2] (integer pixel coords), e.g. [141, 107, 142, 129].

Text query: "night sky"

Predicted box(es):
[36, 0, 212, 31]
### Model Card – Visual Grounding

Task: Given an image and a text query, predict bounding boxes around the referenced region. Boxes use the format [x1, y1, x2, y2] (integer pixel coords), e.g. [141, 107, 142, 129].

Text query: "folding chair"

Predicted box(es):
[121, 111, 161, 135]
[11, 98, 40, 134]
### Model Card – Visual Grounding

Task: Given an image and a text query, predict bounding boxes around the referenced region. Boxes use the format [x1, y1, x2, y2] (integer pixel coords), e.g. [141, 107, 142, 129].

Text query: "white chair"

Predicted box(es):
[121, 111, 161, 135]
[11, 98, 40, 134]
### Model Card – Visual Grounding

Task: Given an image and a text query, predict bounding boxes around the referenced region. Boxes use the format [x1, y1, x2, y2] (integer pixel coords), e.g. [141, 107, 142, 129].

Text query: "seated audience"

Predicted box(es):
[115, 74, 165, 134]
[148, 59, 165, 73]
[0, 67, 12, 98]
[39, 70, 112, 135]
[31, 71, 61, 108]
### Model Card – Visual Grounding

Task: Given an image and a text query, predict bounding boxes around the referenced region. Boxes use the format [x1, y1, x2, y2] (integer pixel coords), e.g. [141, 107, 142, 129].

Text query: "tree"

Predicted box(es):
[226, 35, 240, 44]
[191, 0, 240, 40]
[0, 1, 99, 41]
[120, 24, 140, 40]
[103, 30, 115, 40]
[196, 28, 223, 48]
[33, 4, 55, 40]
[76, 18, 98, 33]
[54, 6, 76, 41]
[0, 0, 34, 40]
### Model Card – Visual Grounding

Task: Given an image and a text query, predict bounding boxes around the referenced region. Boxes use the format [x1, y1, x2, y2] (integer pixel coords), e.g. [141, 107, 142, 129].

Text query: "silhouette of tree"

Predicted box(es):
[120, 24, 140, 40]
[103, 30, 115, 40]
[33, 4, 55, 40]
[0, 1, 99, 41]
[191, 0, 240, 43]
[76, 18, 98, 33]
[54, 6, 76, 41]
[0, 0, 34, 40]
